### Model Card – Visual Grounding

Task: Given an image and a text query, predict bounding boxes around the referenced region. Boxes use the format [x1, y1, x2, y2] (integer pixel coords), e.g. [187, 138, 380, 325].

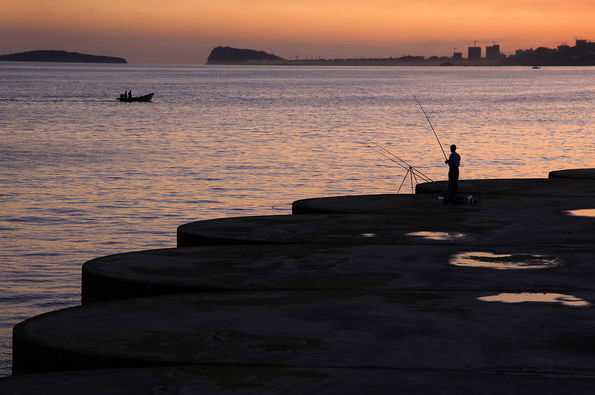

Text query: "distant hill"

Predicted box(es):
[0, 50, 127, 64]
[207, 46, 285, 64]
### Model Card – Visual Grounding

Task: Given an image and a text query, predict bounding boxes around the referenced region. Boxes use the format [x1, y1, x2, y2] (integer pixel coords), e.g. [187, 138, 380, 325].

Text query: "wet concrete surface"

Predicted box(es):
[177, 207, 595, 248]
[12, 290, 595, 375]
[83, 244, 595, 303]
[3, 365, 595, 395]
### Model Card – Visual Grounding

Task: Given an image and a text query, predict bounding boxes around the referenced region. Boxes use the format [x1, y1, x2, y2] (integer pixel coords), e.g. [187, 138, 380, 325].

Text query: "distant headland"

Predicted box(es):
[0, 50, 127, 64]
[207, 46, 285, 64]
[207, 40, 595, 66]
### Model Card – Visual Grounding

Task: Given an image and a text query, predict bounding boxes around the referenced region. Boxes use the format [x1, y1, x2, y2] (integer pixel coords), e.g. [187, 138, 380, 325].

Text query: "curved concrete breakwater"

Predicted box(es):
[4, 169, 595, 394]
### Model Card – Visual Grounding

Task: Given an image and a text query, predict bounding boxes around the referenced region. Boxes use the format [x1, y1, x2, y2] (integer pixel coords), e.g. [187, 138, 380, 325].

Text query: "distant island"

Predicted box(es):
[207, 46, 285, 64]
[207, 40, 595, 66]
[0, 50, 127, 64]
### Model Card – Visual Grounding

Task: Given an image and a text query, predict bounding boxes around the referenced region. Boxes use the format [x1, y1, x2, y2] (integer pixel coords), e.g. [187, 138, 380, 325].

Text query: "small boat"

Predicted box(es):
[117, 93, 154, 102]
[531, 66, 541, 69]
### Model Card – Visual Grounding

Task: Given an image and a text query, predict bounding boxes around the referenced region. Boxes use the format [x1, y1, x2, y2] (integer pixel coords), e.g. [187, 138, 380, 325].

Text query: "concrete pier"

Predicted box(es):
[5, 169, 595, 394]
[12, 290, 595, 375]
[416, 174, 595, 197]
[177, 207, 595, 247]
[83, 244, 595, 303]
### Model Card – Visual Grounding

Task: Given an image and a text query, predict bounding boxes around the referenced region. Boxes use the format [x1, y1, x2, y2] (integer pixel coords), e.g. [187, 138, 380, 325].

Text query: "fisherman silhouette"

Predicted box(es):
[444, 144, 460, 203]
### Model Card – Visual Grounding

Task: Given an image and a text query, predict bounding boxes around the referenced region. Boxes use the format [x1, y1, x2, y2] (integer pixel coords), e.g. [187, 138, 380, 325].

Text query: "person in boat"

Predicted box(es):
[128, 90, 132, 99]
[444, 144, 460, 202]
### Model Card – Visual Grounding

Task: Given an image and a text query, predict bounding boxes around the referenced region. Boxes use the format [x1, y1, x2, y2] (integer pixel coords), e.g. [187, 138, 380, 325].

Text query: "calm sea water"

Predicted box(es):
[1, 63, 594, 376]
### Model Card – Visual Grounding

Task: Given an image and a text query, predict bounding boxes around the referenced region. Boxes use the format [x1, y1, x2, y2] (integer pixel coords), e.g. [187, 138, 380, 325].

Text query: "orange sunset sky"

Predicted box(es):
[1, 0, 593, 64]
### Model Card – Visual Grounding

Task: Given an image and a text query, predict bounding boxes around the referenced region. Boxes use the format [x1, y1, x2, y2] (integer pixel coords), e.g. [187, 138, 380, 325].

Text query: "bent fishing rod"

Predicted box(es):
[409, 91, 448, 162]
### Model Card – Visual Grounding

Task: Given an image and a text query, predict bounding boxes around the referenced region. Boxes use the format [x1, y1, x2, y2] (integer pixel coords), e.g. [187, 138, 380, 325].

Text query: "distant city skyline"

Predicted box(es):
[1, 0, 593, 64]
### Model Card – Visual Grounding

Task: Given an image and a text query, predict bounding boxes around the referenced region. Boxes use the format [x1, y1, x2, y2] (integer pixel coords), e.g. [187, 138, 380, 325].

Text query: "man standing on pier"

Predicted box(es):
[445, 144, 460, 202]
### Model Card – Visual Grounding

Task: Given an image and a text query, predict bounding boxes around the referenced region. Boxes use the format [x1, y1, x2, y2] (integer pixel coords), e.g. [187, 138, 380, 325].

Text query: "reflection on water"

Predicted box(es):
[407, 231, 466, 241]
[566, 209, 595, 218]
[360, 233, 377, 238]
[450, 252, 559, 269]
[478, 293, 590, 307]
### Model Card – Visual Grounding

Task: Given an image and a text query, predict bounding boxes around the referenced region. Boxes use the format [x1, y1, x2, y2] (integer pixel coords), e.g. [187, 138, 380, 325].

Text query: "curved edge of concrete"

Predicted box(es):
[82, 255, 217, 304]
[12, 318, 178, 375]
[177, 222, 273, 248]
[549, 168, 595, 179]
[292, 194, 396, 214]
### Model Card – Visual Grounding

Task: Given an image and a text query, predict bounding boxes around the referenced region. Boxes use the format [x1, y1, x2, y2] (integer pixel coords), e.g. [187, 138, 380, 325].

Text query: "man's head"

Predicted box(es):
[450, 144, 457, 152]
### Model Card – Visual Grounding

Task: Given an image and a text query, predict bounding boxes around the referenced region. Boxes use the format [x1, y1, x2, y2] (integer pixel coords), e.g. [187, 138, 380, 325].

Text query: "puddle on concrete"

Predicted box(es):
[478, 293, 590, 307]
[450, 252, 559, 270]
[360, 233, 377, 238]
[407, 231, 466, 241]
[566, 209, 595, 218]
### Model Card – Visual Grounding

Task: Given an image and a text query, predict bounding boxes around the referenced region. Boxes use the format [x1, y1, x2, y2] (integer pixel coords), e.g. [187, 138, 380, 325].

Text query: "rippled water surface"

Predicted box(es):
[1, 63, 595, 375]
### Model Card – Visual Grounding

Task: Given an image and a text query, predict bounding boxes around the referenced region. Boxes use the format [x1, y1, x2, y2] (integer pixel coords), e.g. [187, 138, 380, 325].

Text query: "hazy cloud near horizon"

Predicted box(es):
[1, 0, 592, 64]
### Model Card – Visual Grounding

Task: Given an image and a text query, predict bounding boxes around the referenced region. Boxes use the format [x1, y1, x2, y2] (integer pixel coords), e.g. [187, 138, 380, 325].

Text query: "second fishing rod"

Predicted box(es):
[409, 91, 448, 162]
[409, 91, 466, 203]
[362, 92, 452, 194]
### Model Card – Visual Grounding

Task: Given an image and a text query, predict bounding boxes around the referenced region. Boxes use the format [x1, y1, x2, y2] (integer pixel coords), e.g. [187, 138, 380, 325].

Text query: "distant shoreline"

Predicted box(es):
[211, 59, 501, 67]
[207, 44, 595, 67]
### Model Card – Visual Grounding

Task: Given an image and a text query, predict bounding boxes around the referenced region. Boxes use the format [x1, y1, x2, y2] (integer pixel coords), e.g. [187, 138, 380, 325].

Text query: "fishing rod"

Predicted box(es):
[363, 136, 447, 193]
[365, 138, 429, 181]
[365, 141, 446, 194]
[365, 143, 420, 194]
[365, 137, 414, 172]
[409, 91, 448, 161]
